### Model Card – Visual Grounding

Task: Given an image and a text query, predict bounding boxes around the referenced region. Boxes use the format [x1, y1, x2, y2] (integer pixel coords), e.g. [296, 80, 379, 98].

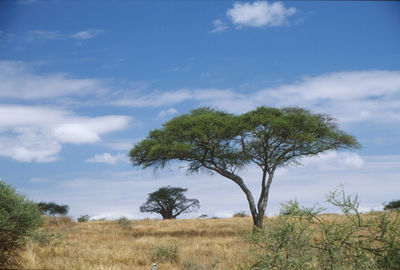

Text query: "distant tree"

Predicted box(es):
[130, 107, 360, 228]
[37, 201, 69, 216]
[384, 200, 400, 210]
[140, 186, 200, 219]
[0, 180, 43, 268]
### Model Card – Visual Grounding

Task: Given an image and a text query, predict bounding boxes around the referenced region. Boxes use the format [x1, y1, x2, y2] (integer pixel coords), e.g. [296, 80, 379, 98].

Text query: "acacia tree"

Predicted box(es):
[130, 107, 360, 228]
[140, 186, 200, 219]
[37, 201, 69, 216]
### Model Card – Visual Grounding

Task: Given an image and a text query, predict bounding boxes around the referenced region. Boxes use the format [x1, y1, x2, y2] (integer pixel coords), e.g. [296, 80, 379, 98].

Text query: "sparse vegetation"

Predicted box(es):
[77, 214, 90, 222]
[242, 188, 400, 270]
[17, 189, 399, 270]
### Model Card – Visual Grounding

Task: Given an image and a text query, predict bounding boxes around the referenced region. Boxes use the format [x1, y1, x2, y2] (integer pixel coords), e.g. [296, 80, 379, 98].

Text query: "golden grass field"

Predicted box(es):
[21, 216, 255, 270]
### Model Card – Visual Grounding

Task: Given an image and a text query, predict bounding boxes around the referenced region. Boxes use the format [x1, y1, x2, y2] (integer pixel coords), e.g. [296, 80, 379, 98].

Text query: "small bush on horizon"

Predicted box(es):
[233, 211, 248, 218]
[116, 216, 132, 228]
[243, 187, 400, 270]
[77, 214, 90, 222]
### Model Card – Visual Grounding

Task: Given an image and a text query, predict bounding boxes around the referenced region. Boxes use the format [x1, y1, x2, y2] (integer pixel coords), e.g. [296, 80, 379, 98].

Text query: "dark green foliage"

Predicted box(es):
[140, 186, 200, 219]
[384, 199, 400, 210]
[77, 214, 90, 222]
[130, 107, 360, 228]
[0, 180, 43, 268]
[37, 201, 69, 216]
[243, 189, 400, 270]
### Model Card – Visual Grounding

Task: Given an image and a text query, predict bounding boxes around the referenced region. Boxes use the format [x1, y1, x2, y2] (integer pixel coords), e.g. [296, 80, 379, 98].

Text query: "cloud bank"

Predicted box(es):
[0, 105, 130, 162]
[114, 70, 400, 124]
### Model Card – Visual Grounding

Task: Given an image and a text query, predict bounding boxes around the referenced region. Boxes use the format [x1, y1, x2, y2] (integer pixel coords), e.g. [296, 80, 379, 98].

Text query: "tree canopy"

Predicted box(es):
[384, 200, 400, 210]
[37, 201, 69, 216]
[130, 107, 360, 227]
[140, 186, 200, 219]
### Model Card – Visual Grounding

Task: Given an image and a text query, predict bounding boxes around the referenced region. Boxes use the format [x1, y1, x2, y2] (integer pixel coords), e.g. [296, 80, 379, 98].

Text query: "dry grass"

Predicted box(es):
[21, 216, 254, 270]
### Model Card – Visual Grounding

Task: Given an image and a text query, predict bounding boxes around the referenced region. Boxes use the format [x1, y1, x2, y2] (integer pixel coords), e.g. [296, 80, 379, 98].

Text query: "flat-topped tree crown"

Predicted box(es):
[130, 107, 360, 228]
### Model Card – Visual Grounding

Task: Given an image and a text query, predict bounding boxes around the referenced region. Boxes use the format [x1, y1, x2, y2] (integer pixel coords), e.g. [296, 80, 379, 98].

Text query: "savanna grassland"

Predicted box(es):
[21, 216, 255, 270]
[19, 211, 400, 270]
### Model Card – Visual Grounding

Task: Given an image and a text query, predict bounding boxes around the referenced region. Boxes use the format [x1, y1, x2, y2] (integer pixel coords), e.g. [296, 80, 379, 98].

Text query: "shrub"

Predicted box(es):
[0, 180, 43, 268]
[151, 243, 179, 263]
[233, 211, 248, 218]
[77, 214, 90, 222]
[243, 188, 400, 270]
[116, 216, 132, 228]
[384, 199, 400, 210]
[31, 230, 63, 247]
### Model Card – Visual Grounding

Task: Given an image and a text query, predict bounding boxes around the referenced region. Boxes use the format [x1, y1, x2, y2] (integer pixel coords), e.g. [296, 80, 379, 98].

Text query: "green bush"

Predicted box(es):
[151, 243, 179, 263]
[0, 180, 43, 268]
[243, 188, 400, 270]
[116, 216, 132, 228]
[77, 214, 90, 222]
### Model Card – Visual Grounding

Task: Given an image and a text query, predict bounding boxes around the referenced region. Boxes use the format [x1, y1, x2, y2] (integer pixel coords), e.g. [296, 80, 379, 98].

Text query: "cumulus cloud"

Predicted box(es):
[25, 29, 103, 42]
[0, 105, 131, 162]
[70, 29, 103, 40]
[27, 30, 63, 40]
[0, 61, 108, 99]
[158, 108, 178, 118]
[210, 19, 228, 33]
[113, 89, 193, 107]
[86, 152, 129, 165]
[227, 1, 296, 28]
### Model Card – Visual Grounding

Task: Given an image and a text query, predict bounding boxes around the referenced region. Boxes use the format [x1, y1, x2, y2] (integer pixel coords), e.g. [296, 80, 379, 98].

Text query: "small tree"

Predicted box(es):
[140, 186, 200, 219]
[37, 201, 69, 216]
[130, 107, 360, 228]
[384, 200, 400, 210]
[0, 180, 43, 268]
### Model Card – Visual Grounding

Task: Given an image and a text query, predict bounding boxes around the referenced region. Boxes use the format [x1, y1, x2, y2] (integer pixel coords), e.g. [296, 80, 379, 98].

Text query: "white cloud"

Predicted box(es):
[86, 152, 129, 165]
[114, 89, 193, 107]
[70, 29, 103, 40]
[227, 1, 296, 28]
[158, 108, 178, 118]
[24, 29, 102, 42]
[114, 70, 400, 126]
[0, 61, 108, 99]
[27, 30, 63, 40]
[210, 19, 228, 33]
[0, 105, 130, 162]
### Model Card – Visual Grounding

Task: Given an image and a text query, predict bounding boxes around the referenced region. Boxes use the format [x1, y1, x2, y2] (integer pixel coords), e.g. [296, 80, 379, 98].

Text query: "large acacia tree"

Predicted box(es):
[130, 107, 360, 228]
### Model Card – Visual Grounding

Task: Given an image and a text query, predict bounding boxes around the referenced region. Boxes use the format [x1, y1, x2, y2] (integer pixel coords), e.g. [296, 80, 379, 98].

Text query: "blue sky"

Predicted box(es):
[0, 0, 399, 219]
